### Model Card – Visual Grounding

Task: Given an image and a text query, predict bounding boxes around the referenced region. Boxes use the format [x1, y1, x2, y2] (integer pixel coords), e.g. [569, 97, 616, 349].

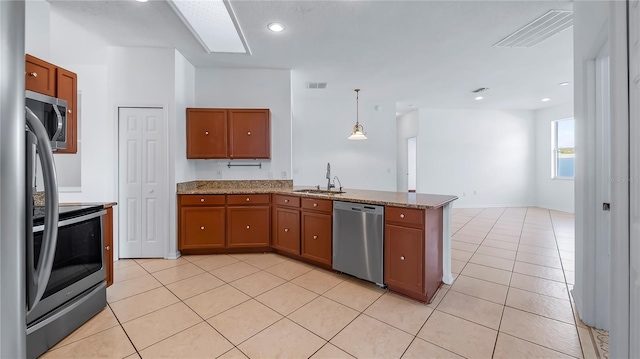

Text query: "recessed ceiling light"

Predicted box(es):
[559, 82, 570, 86]
[268, 23, 285, 32]
[541, 98, 551, 102]
[474, 96, 484, 100]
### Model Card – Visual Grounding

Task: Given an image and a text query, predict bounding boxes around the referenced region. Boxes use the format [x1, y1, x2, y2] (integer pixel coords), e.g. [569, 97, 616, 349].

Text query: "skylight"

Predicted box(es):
[168, 0, 249, 54]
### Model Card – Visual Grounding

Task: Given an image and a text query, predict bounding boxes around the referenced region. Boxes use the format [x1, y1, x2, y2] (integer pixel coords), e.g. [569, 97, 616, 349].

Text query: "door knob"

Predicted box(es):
[246, 197, 250, 202]
[149, 189, 154, 193]
[246, 225, 250, 229]
[105, 246, 110, 251]
[284, 199, 289, 203]
[400, 214, 405, 219]
[29, 72, 38, 77]
[313, 203, 318, 207]
[200, 198, 205, 202]
[205, 131, 209, 135]
[400, 256, 405, 261]
[68, 109, 72, 114]
[284, 228, 289, 232]
[200, 226, 205, 230]
[313, 235, 318, 239]
[247, 131, 251, 136]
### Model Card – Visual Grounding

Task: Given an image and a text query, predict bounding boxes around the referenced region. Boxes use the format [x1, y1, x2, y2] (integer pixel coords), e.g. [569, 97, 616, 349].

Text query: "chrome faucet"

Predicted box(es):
[326, 163, 335, 191]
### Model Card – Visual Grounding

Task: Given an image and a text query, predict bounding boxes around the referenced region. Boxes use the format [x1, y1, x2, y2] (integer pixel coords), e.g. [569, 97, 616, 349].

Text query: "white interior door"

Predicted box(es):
[595, 53, 611, 329]
[407, 137, 417, 192]
[118, 107, 166, 258]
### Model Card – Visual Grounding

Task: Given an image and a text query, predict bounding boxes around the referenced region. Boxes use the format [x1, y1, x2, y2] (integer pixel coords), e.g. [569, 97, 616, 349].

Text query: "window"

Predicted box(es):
[552, 119, 575, 179]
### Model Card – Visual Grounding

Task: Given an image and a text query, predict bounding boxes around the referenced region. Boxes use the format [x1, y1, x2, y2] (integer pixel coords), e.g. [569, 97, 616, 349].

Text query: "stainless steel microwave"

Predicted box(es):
[25, 90, 67, 151]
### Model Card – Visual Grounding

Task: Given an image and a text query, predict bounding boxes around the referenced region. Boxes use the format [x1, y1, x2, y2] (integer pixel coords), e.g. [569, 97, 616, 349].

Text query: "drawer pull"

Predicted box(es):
[105, 246, 110, 251]
[29, 72, 38, 78]
[246, 225, 250, 229]
[200, 226, 205, 230]
[200, 198, 205, 202]
[313, 235, 318, 239]
[400, 256, 405, 261]
[247, 131, 251, 136]
[205, 131, 209, 135]
[246, 197, 250, 202]
[284, 199, 289, 203]
[284, 228, 289, 232]
[313, 203, 318, 207]
[400, 214, 405, 219]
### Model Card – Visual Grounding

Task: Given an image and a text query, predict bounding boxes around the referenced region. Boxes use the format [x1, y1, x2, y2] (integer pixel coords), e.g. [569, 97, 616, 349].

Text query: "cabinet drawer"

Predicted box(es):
[385, 206, 424, 227]
[181, 195, 225, 206]
[274, 194, 300, 208]
[301, 198, 332, 213]
[227, 194, 270, 205]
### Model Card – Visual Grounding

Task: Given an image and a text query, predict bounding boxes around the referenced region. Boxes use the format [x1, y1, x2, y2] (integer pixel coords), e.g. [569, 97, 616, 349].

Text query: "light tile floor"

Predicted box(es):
[42, 207, 604, 359]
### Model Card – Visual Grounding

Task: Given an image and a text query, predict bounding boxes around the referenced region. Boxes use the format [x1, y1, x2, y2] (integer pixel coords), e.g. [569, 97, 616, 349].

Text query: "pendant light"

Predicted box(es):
[348, 89, 367, 140]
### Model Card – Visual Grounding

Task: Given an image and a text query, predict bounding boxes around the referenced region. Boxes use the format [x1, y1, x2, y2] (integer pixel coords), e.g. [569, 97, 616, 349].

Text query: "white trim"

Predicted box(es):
[442, 203, 453, 285]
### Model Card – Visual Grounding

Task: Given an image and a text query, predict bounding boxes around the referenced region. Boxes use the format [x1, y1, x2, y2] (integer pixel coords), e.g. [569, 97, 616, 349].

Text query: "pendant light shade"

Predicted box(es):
[348, 89, 367, 140]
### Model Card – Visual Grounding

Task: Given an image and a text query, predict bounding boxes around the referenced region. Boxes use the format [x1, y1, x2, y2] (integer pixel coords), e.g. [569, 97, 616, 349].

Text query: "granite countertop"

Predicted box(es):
[177, 180, 457, 209]
[33, 192, 116, 208]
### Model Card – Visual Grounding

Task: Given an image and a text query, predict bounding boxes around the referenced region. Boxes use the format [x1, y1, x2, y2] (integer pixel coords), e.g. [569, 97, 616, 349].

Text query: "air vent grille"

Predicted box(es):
[494, 10, 573, 48]
[472, 87, 489, 94]
[307, 82, 327, 89]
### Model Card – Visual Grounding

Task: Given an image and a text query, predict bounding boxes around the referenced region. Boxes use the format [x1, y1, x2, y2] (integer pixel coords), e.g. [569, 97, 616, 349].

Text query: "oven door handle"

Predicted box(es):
[32, 209, 106, 233]
[25, 106, 59, 314]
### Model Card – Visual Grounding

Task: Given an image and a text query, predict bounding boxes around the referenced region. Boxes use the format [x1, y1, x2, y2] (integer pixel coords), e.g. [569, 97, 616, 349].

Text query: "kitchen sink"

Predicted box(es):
[293, 189, 346, 195]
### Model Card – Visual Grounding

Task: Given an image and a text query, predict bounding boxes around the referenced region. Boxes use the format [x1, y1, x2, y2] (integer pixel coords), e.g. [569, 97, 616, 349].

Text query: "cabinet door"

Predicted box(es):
[186, 109, 228, 158]
[273, 207, 300, 255]
[180, 207, 226, 249]
[228, 109, 270, 159]
[385, 224, 424, 294]
[227, 206, 270, 247]
[55, 68, 78, 154]
[301, 211, 332, 266]
[103, 207, 114, 287]
[25, 54, 56, 96]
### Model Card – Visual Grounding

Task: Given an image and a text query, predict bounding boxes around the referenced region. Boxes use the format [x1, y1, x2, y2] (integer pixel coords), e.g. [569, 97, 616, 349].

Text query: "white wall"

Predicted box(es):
[174, 50, 196, 183]
[292, 98, 397, 191]
[535, 103, 574, 213]
[193, 68, 292, 180]
[396, 110, 419, 192]
[417, 109, 536, 207]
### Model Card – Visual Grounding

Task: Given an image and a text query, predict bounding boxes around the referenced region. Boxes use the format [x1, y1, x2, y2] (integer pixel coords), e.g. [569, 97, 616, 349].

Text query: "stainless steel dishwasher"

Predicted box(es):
[332, 201, 385, 286]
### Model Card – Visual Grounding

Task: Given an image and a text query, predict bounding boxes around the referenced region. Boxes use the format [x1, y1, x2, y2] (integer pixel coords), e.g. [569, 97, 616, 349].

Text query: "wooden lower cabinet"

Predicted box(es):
[384, 206, 443, 303]
[227, 206, 270, 247]
[180, 207, 226, 249]
[301, 211, 332, 266]
[103, 206, 114, 287]
[273, 207, 301, 255]
[385, 224, 424, 294]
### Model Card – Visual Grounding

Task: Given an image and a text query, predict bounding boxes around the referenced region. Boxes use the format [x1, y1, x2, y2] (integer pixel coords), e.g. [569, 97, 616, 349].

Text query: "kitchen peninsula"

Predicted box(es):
[177, 180, 457, 303]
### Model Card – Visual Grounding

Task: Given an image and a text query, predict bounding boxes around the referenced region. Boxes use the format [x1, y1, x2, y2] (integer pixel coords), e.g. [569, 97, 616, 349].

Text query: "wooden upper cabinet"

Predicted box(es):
[55, 68, 78, 154]
[228, 109, 270, 159]
[186, 108, 228, 158]
[25, 54, 56, 97]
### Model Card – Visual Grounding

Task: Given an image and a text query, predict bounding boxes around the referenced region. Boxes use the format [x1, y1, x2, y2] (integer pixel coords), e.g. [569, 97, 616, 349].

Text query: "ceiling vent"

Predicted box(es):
[494, 10, 573, 48]
[472, 87, 489, 93]
[307, 82, 327, 89]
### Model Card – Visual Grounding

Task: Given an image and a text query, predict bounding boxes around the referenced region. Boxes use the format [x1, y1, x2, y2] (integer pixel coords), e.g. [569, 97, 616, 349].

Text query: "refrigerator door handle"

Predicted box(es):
[25, 106, 59, 313]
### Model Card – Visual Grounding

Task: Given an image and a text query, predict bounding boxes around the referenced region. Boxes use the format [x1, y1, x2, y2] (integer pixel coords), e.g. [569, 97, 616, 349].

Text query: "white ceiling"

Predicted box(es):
[48, 0, 574, 112]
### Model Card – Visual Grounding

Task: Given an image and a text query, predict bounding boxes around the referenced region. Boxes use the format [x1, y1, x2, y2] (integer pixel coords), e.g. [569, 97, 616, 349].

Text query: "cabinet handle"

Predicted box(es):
[29, 72, 38, 78]
[68, 109, 72, 114]
[313, 235, 318, 239]
[400, 214, 405, 219]
[313, 203, 318, 207]
[200, 198, 205, 202]
[200, 226, 205, 230]
[105, 246, 110, 251]
[284, 199, 289, 203]
[400, 256, 405, 261]
[246, 225, 250, 229]
[284, 228, 289, 232]
[205, 131, 209, 135]
[246, 197, 250, 202]
[247, 131, 251, 136]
